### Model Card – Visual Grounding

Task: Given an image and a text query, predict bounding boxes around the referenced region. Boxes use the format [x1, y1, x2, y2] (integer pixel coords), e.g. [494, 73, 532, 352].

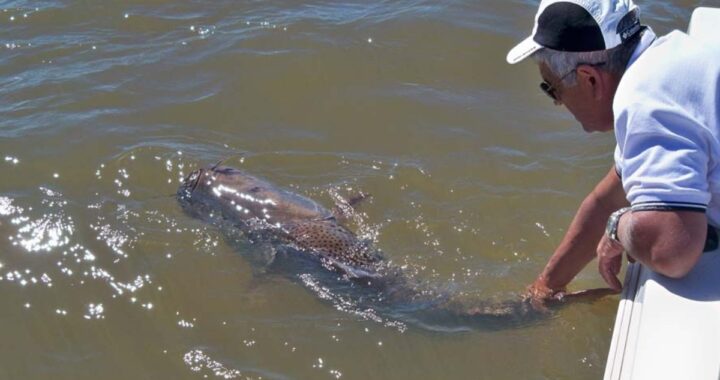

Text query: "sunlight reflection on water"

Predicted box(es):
[0, 0, 696, 378]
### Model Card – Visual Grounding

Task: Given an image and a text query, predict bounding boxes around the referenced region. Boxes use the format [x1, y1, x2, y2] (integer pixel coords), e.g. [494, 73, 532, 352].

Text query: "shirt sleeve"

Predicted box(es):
[615, 102, 711, 212]
[614, 144, 622, 177]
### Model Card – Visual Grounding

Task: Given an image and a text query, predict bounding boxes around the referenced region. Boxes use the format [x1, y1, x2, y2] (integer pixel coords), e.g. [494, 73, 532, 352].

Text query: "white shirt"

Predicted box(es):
[613, 28, 720, 225]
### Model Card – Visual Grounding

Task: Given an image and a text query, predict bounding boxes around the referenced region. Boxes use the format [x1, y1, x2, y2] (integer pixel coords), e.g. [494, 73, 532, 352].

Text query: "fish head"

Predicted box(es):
[177, 165, 298, 225]
[179, 165, 264, 197]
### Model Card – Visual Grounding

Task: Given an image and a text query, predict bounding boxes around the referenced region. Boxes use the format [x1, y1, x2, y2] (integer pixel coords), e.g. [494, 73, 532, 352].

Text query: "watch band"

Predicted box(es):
[606, 207, 632, 243]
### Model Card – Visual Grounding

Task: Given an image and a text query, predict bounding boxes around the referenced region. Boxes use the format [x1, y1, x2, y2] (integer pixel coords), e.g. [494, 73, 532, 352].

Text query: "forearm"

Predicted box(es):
[539, 193, 618, 289]
[536, 168, 628, 290]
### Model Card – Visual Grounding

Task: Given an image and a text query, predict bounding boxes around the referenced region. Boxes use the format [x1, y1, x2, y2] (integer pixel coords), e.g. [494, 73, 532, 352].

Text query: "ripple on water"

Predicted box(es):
[183, 349, 245, 379]
[298, 273, 407, 333]
[0, 0, 696, 377]
[0, 165, 162, 322]
[7, 188, 74, 253]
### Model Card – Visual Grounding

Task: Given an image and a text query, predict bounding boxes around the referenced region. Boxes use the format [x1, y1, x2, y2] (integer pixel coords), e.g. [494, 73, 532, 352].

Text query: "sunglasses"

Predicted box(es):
[540, 62, 607, 102]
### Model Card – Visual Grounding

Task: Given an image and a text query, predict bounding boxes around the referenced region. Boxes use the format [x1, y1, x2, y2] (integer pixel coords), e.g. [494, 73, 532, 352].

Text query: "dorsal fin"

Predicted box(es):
[331, 192, 371, 222]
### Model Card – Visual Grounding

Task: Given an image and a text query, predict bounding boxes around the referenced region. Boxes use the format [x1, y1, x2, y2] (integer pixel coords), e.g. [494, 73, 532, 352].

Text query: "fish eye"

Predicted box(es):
[250, 186, 262, 193]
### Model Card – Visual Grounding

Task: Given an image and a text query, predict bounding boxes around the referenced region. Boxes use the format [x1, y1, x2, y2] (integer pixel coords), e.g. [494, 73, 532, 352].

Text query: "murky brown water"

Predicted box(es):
[0, 1, 703, 379]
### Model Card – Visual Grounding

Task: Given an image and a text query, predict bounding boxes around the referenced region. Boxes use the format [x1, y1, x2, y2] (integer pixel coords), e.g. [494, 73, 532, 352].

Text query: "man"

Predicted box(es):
[506, 0, 720, 302]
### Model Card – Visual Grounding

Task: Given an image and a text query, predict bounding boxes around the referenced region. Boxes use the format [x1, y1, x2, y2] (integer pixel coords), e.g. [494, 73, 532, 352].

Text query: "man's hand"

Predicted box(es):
[524, 278, 618, 312]
[524, 278, 566, 310]
[526, 280, 560, 299]
[597, 232, 624, 291]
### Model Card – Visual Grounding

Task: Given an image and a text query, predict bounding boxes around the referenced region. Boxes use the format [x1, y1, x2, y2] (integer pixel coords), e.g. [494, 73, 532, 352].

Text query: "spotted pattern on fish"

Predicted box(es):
[283, 219, 382, 267]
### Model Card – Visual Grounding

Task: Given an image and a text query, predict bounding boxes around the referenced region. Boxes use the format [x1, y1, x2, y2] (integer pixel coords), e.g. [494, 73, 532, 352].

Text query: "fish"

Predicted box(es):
[177, 164, 616, 330]
[177, 164, 385, 279]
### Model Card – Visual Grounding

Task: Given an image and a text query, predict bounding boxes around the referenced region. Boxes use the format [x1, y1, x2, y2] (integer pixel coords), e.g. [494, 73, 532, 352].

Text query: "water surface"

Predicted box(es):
[0, 1, 704, 379]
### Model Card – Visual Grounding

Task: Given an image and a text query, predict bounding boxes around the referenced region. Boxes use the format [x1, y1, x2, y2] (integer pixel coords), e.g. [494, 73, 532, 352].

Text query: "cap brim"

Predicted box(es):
[506, 36, 543, 64]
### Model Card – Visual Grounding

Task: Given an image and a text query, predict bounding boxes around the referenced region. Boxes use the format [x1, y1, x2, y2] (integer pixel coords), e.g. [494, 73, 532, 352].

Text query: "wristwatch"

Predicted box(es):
[605, 207, 632, 244]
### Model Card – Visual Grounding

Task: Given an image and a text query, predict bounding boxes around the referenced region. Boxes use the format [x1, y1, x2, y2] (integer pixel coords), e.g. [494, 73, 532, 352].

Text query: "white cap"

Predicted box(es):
[507, 0, 641, 64]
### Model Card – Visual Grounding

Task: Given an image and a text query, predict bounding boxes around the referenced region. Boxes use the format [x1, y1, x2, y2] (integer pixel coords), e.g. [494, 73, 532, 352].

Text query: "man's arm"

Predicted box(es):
[528, 167, 628, 299]
[597, 208, 707, 289]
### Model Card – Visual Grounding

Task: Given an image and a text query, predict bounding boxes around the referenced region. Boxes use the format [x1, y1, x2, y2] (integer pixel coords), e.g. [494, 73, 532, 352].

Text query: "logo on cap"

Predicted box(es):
[618, 9, 641, 42]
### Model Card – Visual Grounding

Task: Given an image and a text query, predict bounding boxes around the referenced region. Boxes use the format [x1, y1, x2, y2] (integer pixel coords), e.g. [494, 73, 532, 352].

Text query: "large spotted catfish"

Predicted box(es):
[177, 164, 613, 330]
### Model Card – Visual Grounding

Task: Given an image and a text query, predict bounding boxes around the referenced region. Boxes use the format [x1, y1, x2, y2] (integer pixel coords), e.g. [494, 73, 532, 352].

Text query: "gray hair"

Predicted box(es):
[532, 29, 644, 86]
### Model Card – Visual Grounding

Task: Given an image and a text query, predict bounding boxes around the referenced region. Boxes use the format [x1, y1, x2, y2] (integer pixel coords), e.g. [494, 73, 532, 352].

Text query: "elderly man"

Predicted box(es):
[507, 0, 720, 302]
